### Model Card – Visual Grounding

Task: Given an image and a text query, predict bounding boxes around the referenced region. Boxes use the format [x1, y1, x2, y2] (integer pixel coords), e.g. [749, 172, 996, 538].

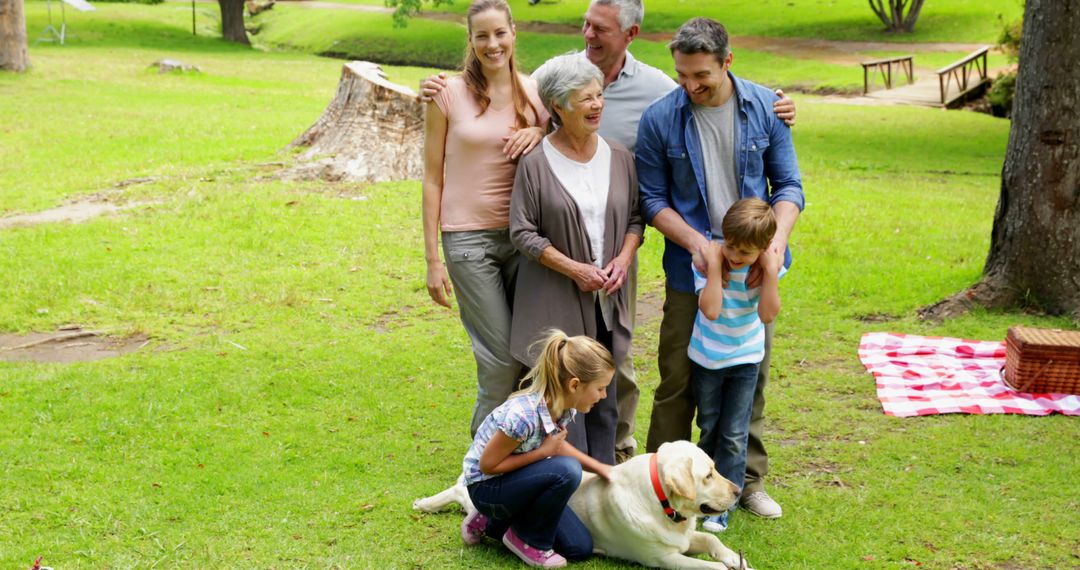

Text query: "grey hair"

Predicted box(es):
[590, 0, 643, 31]
[668, 17, 730, 62]
[534, 53, 604, 127]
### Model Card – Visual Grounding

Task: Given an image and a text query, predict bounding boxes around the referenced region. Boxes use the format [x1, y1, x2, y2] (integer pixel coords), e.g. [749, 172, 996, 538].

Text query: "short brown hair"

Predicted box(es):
[721, 198, 776, 251]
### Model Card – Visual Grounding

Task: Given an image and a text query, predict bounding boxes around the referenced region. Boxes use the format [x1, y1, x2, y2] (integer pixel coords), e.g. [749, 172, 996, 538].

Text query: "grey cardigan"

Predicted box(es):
[508, 137, 644, 366]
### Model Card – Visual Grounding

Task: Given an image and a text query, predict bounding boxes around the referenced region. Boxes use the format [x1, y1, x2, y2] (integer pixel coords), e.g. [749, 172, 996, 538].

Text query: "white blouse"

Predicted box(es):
[542, 135, 614, 331]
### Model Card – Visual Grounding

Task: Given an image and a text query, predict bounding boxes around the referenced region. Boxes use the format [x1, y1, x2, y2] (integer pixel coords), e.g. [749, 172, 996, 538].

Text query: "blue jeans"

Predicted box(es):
[691, 362, 759, 508]
[467, 456, 593, 560]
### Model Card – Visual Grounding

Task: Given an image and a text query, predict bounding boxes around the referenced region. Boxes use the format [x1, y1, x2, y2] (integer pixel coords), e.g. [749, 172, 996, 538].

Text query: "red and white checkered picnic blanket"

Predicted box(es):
[858, 332, 1080, 417]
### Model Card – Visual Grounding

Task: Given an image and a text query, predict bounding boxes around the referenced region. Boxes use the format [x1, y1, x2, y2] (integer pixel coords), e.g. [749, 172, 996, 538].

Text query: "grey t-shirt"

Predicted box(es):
[692, 99, 739, 237]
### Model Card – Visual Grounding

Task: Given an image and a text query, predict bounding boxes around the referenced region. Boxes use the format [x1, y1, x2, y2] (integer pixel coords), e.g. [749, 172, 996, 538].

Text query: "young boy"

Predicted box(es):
[690, 198, 783, 533]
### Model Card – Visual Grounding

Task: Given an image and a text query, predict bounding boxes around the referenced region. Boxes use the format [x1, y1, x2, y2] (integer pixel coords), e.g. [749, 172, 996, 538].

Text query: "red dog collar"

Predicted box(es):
[649, 452, 686, 523]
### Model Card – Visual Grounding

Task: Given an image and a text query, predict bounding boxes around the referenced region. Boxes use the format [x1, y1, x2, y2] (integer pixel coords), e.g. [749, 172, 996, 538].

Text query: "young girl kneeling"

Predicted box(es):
[460, 330, 615, 568]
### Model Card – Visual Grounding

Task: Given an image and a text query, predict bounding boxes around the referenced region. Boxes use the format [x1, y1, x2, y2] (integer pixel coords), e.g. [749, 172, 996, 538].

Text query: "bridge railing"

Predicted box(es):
[861, 55, 914, 94]
[936, 46, 991, 105]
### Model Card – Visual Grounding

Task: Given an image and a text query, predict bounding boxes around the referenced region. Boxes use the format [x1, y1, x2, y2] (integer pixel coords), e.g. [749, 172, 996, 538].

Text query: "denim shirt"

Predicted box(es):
[635, 72, 804, 293]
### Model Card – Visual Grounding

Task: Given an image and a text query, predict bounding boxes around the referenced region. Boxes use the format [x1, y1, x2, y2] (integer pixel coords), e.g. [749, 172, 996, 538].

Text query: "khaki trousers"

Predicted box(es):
[645, 284, 774, 494]
[614, 257, 639, 453]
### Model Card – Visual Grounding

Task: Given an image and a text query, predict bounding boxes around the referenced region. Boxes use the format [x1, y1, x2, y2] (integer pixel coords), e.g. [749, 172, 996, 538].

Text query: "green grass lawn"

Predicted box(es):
[395, 0, 1023, 43]
[3, 3, 1078, 570]
[1, 2, 441, 214]
[251, 4, 863, 93]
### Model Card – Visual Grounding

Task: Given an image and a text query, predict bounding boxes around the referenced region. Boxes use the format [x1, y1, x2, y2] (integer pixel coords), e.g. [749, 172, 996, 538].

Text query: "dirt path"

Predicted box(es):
[0, 327, 150, 363]
[0, 195, 154, 230]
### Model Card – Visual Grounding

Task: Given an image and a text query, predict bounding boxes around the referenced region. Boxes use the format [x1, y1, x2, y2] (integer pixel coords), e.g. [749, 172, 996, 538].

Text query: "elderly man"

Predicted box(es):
[636, 17, 804, 520]
[423, 1, 796, 464]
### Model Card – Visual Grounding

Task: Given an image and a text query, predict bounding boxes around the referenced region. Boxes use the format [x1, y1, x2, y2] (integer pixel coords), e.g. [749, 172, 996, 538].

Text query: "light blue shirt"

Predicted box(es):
[636, 72, 804, 294]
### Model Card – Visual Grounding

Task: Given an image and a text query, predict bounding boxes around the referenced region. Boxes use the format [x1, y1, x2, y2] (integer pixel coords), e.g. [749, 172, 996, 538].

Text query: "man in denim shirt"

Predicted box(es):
[636, 17, 804, 520]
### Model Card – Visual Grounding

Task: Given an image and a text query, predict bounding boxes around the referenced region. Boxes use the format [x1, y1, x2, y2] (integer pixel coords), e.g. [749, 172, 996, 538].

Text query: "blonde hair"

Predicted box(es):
[721, 198, 777, 251]
[463, 0, 537, 129]
[515, 330, 614, 416]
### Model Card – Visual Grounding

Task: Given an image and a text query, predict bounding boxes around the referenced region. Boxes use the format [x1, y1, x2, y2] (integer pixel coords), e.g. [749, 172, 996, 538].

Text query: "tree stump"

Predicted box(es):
[285, 61, 425, 184]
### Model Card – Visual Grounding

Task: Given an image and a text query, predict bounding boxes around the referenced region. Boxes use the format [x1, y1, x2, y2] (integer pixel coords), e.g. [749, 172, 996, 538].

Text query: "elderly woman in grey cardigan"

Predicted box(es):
[509, 53, 644, 465]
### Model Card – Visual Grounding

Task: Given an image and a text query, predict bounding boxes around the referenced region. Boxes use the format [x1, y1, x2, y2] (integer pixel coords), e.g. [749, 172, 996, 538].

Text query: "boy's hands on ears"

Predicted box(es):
[759, 245, 784, 274]
[701, 241, 731, 289]
[747, 245, 783, 288]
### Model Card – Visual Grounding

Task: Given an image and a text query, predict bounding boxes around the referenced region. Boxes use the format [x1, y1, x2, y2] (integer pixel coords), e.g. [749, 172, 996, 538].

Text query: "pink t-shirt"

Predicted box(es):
[432, 75, 549, 231]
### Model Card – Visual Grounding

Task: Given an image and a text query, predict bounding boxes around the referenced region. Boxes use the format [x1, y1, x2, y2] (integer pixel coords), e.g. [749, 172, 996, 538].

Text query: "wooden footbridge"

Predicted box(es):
[861, 47, 992, 108]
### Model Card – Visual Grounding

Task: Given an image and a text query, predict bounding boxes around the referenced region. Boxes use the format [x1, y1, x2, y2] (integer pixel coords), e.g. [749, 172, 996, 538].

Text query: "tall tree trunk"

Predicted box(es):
[0, 0, 29, 72]
[921, 0, 1080, 323]
[218, 0, 249, 45]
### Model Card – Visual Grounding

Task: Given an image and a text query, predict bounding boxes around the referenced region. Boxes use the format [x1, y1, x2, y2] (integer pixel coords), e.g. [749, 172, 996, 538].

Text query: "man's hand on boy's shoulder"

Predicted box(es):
[417, 72, 449, 103]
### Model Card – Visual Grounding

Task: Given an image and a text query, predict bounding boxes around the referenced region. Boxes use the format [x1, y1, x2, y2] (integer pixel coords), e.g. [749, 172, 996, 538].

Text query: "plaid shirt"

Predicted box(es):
[462, 391, 576, 485]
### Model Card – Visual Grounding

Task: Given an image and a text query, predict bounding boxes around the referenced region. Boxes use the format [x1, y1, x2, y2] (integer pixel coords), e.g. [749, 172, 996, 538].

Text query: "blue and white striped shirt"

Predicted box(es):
[689, 263, 783, 370]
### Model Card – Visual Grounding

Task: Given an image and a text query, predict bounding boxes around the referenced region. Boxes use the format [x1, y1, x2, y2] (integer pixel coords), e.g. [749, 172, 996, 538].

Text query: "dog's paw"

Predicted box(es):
[710, 545, 747, 570]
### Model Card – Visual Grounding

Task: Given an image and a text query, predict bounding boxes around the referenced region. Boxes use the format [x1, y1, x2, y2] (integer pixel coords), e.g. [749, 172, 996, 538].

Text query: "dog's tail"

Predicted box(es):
[412, 474, 475, 514]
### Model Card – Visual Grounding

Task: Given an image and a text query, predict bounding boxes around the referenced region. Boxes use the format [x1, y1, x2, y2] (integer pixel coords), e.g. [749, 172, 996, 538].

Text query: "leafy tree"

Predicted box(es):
[0, 0, 29, 71]
[867, 0, 926, 33]
[987, 15, 1022, 117]
[384, 0, 452, 27]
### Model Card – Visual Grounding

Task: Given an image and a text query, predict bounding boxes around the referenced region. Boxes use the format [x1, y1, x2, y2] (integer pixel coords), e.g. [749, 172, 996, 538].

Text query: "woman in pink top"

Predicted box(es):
[422, 0, 550, 436]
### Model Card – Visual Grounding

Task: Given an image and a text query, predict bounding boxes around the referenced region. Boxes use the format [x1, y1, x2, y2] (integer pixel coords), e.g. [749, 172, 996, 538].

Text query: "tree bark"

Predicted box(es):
[867, 0, 925, 33]
[283, 61, 424, 184]
[0, 0, 29, 72]
[218, 0, 249, 45]
[921, 0, 1080, 323]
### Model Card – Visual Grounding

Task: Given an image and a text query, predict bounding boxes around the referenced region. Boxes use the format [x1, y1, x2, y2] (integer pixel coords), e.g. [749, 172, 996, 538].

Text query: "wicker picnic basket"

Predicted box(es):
[1003, 326, 1080, 395]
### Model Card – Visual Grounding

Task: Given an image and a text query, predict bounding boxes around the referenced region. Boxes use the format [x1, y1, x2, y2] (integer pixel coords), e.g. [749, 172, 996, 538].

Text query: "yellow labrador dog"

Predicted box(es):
[413, 440, 754, 570]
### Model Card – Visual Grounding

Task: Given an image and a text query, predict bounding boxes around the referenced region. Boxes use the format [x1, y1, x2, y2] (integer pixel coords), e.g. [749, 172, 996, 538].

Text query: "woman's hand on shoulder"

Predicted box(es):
[503, 126, 544, 160]
[426, 260, 454, 308]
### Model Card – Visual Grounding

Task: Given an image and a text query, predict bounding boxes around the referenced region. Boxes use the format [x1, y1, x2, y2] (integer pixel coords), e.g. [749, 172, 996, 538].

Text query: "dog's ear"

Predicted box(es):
[663, 456, 696, 501]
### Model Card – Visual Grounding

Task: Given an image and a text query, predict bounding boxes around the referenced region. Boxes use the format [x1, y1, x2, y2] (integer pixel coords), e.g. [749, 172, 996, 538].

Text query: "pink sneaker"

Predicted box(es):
[501, 527, 567, 568]
[461, 511, 488, 545]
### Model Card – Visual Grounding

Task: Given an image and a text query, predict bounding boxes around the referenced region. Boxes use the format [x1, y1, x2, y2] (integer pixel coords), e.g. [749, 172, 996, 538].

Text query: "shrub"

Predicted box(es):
[987, 72, 1016, 118]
